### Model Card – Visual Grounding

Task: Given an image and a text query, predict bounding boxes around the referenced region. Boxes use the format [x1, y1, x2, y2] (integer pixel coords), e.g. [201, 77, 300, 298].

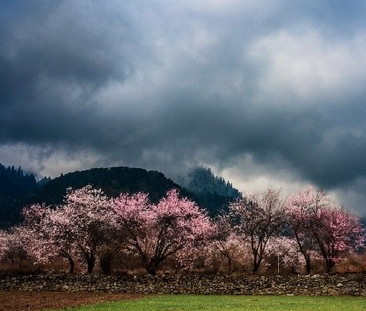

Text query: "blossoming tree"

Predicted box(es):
[0, 226, 32, 266]
[22, 186, 115, 273]
[113, 189, 215, 275]
[61, 186, 115, 273]
[22, 203, 77, 273]
[314, 205, 365, 272]
[285, 188, 327, 273]
[228, 189, 286, 273]
[286, 187, 365, 273]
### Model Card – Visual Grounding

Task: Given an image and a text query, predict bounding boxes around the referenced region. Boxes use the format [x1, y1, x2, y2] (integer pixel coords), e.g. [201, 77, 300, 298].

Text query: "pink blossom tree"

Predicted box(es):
[228, 189, 286, 273]
[61, 186, 115, 273]
[285, 188, 328, 274]
[211, 214, 246, 273]
[286, 187, 365, 273]
[22, 204, 77, 273]
[211, 231, 250, 273]
[113, 189, 215, 275]
[313, 206, 365, 272]
[22, 186, 115, 274]
[0, 226, 33, 266]
[266, 237, 304, 274]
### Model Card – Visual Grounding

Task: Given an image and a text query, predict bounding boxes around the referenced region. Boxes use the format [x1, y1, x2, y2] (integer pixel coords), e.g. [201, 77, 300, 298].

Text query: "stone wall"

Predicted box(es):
[1, 273, 365, 296]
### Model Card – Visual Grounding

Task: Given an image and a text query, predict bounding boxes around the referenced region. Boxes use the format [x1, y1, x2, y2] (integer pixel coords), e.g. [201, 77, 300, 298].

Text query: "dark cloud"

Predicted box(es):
[1, 1, 366, 213]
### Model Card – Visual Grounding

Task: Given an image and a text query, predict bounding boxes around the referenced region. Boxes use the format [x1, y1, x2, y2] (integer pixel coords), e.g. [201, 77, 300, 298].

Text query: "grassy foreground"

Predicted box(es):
[53, 295, 366, 311]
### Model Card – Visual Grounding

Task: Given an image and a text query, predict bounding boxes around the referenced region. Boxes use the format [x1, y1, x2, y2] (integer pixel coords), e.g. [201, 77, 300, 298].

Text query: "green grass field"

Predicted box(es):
[53, 295, 366, 311]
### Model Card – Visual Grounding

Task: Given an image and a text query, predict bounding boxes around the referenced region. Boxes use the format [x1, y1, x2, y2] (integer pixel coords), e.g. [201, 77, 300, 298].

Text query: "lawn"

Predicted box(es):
[52, 295, 366, 311]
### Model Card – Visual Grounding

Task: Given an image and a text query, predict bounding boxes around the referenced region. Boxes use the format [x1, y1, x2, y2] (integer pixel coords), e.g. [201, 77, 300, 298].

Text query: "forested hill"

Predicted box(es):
[33, 167, 191, 205]
[175, 167, 242, 214]
[33, 167, 238, 215]
[0, 165, 242, 228]
[177, 167, 242, 198]
[0, 164, 37, 228]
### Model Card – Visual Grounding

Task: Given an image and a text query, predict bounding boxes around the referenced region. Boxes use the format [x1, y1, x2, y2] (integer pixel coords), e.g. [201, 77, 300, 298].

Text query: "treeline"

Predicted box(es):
[0, 186, 364, 275]
[176, 167, 242, 216]
[0, 164, 38, 228]
[177, 167, 242, 199]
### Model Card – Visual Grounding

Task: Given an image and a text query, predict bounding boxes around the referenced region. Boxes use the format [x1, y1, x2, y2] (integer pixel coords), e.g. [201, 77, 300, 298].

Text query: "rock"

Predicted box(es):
[0, 273, 365, 296]
[327, 288, 339, 296]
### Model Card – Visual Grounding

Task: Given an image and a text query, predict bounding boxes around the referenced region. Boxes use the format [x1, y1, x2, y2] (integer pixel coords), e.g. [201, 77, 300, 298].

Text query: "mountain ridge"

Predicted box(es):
[0, 165, 241, 228]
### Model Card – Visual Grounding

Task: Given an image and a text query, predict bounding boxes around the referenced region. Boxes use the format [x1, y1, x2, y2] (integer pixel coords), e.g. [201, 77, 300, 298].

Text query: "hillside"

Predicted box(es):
[32, 166, 191, 205]
[33, 166, 239, 216]
[180, 167, 241, 197]
[175, 167, 242, 214]
[0, 165, 242, 228]
[0, 164, 37, 228]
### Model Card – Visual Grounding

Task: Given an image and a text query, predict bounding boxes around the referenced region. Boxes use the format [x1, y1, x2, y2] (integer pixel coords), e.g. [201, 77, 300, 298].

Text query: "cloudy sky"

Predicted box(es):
[1, 1, 366, 214]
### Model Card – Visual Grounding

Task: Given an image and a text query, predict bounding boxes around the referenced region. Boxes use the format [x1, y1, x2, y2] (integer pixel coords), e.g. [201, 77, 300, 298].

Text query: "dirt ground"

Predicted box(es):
[0, 291, 142, 311]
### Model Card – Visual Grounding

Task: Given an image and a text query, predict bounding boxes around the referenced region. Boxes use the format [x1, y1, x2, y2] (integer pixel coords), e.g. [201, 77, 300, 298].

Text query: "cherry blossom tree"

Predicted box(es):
[112, 189, 215, 275]
[22, 204, 77, 273]
[313, 206, 365, 272]
[22, 186, 115, 274]
[62, 186, 115, 273]
[0, 226, 33, 267]
[211, 214, 247, 273]
[229, 189, 286, 273]
[266, 237, 304, 274]
[285, 188, 328, 274]
[211, 215, 234, 273]
[286, 187, 365, 273]
[211, 231, 250, 273]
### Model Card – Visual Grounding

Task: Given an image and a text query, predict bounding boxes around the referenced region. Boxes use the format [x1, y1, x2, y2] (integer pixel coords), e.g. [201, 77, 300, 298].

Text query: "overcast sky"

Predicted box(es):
[1, 1, 366, 214]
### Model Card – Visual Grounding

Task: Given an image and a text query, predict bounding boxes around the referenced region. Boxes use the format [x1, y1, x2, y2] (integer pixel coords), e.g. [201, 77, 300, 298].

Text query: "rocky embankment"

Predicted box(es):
[1, 273, 365, 296]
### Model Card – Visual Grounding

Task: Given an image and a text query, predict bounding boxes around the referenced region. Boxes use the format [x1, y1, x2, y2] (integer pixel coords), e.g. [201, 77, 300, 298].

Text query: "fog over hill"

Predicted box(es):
[177, 167, 241, 198]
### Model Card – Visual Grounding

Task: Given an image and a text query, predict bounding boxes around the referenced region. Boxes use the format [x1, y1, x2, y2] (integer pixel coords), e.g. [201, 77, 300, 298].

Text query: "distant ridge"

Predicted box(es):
[174, 167, 242, 215]
[177, 167, 242, 199]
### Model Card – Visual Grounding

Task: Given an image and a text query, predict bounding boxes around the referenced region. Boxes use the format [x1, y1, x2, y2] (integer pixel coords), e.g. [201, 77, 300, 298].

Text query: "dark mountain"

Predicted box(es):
[175, 167, 242, 215]
[32, 166, 191, 205]
[0, 164, 37, 228]
[0, 165, 242, 228]
[34, 166, 242, 217]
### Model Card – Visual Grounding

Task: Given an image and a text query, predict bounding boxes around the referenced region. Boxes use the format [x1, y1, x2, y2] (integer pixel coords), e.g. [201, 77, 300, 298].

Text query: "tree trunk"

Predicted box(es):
[252, 261, 260, 273]
[227, 256, 232, 274]
[325, 258, 335, 273]
[252, 250, 258, 273]
[145, 258, 161, 275]
[67, 256, 75, 274]
[100, 252, 113, 275]
[61, 251, 74, 274]
[87, 254, 96, 274]
[252, 250, 262, 273]
[304, 256, 311, 274]
[146, 265, 157, 275]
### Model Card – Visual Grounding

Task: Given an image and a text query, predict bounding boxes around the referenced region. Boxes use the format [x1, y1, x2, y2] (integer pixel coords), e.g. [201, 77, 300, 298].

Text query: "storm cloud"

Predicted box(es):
[1, 1, 366, 213]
